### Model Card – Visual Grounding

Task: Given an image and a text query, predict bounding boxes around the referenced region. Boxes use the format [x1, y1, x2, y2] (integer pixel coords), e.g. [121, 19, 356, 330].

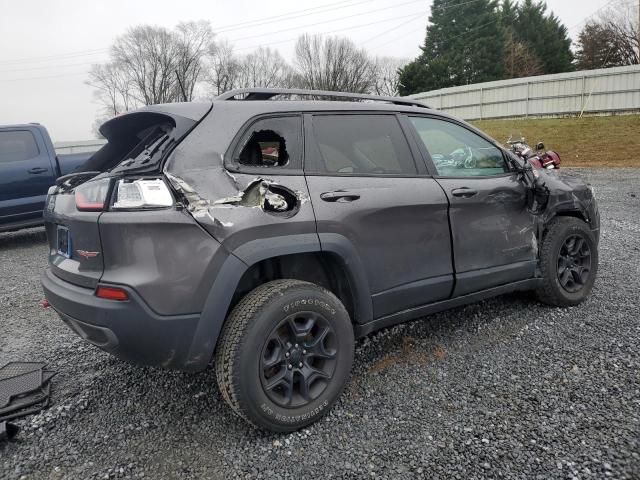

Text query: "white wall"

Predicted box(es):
[409, 65, 640, 120]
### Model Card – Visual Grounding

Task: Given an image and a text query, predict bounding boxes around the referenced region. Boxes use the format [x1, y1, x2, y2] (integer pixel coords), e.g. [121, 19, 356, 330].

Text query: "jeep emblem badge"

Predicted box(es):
[76, 250, 100, 259]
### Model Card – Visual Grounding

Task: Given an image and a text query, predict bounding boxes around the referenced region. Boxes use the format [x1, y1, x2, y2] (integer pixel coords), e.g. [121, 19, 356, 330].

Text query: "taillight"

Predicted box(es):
[75, 178, 110, 211]
[95, 285, 129, 301]
[112, 178, 173, 209]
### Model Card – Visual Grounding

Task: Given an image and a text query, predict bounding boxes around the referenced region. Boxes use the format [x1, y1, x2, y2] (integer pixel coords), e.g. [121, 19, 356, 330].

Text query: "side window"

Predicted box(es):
[236, 116, 301, 169]
[309, 115, 417, 176]
[0, 130, 40, 163]
[409, 117, 508, 177]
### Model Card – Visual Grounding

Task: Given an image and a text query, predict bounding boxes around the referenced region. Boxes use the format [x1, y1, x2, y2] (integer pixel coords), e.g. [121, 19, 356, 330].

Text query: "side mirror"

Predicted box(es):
[536, 142, 545, 151]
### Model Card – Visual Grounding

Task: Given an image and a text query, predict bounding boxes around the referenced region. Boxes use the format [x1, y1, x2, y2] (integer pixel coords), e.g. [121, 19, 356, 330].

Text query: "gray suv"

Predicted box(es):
[41, 88, 599, 431]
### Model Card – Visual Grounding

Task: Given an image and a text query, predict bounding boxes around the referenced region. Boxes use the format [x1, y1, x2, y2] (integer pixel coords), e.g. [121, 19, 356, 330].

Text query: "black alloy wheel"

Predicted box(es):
[557, 234, 592, 293]
[260, 312, 337, 408]
[215, 279, 354, 431]
[536, 217, 598, 307]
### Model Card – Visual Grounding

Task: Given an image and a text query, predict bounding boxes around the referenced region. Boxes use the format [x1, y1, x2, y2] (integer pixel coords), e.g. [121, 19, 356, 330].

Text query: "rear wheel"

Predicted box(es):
[536, 217, 598, 306]
[215, 279, 354, 432]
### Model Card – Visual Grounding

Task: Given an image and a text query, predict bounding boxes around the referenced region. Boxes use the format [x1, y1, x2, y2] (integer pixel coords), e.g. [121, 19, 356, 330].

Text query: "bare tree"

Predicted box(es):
[237, 47, 295, 89]
[574, 21, 633, 70]
[86, 61, 137, 116]
[372, 57, 409, 96]
[503, 30, 544, 78]
[294, 34, 375, 93]
[109, 25, 182, 105]
[88, 22, 215, 131]
[205, 40, 241, 95]
[173, 21, 215, 101]
[598, 2, 640, 65]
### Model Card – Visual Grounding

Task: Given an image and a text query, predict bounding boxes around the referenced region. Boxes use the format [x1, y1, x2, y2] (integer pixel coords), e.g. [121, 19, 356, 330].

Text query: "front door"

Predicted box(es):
[407, 116, 537, 297]
[304, 113, 454, 320]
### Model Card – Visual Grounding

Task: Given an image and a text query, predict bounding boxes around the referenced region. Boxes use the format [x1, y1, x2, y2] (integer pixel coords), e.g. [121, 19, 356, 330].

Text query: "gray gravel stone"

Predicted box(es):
[0, 168, 638, 479]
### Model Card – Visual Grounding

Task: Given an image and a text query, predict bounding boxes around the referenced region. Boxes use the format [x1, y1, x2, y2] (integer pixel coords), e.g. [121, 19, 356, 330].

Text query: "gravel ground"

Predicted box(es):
[1, 168, 638, 480]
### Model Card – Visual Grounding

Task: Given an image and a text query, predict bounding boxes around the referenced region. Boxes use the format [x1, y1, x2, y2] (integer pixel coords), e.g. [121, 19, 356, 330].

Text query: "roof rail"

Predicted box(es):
[216, 88, 429, 108]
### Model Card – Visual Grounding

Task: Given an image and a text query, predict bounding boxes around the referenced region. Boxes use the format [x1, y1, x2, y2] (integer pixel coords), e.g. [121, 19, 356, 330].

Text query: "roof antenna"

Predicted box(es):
[175, 70, 188, 102]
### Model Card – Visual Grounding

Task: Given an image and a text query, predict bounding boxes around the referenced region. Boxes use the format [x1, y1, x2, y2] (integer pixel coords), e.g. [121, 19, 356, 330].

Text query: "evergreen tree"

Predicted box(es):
[501, 0, 519, 27]
[501, 0, 544, 78]
[399, 0, 504, 95]
[512, 0, 573, 74]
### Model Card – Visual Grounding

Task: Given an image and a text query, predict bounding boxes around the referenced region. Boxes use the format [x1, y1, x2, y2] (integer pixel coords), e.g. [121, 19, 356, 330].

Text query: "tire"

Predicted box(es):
[215, 279, 354, 432]
[536, 217, 598, 306]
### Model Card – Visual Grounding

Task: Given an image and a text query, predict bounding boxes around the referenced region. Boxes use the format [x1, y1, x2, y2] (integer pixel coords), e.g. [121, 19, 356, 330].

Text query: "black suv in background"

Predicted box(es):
[41, 89, 599, 431]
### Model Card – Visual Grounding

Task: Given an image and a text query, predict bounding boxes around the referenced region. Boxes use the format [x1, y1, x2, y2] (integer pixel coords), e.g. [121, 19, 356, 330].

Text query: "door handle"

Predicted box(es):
[451, 187, 478, 198]
[320, 191, 361, 202]
[28, 167, 48, 174]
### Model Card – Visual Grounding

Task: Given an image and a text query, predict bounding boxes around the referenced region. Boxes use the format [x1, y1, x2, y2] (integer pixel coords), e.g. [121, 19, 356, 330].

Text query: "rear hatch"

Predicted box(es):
[44, 103, 211, 289]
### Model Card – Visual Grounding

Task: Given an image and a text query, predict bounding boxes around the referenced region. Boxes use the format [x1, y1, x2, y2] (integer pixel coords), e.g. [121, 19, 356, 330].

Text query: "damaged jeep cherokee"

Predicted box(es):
[41, 88, 599, 431]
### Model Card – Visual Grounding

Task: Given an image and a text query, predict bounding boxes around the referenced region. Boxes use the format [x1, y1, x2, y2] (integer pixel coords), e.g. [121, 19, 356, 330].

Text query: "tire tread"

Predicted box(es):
[214, 279, 337, 429]
[536, 217, 597, 306]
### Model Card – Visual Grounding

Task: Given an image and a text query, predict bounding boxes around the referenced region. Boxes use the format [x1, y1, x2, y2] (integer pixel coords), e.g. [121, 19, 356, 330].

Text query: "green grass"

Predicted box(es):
[472, 115, 640, 168]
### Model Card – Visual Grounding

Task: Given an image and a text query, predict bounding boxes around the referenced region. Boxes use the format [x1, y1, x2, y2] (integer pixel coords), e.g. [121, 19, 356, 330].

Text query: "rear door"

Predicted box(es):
[304, 113, 453, 320]
[407, 116, 537, 297]
[0, 127, 56, 226]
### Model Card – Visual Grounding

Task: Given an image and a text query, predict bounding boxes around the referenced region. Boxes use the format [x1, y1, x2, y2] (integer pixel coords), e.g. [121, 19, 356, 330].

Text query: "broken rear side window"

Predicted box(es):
[235, 116, 302, 170]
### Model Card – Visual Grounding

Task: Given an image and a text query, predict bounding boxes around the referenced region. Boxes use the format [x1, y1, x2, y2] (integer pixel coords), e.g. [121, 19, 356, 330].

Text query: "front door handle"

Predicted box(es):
[451, 187, 478, 198]
[28, 167, 49, 174]
[320, 191, 361, 202]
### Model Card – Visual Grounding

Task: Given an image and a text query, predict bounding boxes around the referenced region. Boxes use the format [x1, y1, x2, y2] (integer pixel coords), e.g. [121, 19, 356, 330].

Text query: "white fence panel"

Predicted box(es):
[410, 65, 640, 120]
[54, 139, 106, 154]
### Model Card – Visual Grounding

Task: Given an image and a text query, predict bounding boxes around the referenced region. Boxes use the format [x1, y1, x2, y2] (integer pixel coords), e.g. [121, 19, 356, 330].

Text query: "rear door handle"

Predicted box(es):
[451, 187, 478, 198]
[28, 167, 49, 174]
[320, 191, 361, 202]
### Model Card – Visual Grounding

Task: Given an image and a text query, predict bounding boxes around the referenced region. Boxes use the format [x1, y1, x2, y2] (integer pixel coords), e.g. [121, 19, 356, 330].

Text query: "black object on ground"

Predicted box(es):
[0, 362, 55, 441]
[0, 383, 51, 420]
[0, 421, 20, 441]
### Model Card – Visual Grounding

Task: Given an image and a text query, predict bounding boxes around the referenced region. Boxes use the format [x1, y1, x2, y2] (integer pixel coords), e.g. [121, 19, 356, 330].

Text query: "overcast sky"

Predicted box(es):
[0, 0, 610, 142]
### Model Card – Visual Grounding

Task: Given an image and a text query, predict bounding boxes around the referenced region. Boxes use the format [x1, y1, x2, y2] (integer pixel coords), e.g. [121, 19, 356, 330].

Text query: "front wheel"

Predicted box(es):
[215, 279, 354, 432]
[536, 217, 598, 306]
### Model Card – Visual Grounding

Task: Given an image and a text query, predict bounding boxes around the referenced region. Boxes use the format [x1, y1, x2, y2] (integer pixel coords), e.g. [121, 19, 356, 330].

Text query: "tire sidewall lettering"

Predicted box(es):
[283, 297, 336, 316]
[260, 400, 330, 423]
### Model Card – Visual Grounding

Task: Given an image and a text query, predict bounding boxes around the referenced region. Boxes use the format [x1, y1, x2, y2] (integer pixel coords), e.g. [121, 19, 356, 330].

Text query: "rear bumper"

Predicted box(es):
[41, 268, 206, 371]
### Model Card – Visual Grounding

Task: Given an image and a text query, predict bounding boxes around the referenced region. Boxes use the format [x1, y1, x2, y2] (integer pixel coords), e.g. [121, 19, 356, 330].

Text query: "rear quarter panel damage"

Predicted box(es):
[163, 105, 318, 259]
[98, 209, 227, 316]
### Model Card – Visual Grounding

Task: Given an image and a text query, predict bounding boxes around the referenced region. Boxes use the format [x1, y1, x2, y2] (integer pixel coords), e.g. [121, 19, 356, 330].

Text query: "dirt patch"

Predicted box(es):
[368, 337, 447, 374]
[433, 345, 447, 361]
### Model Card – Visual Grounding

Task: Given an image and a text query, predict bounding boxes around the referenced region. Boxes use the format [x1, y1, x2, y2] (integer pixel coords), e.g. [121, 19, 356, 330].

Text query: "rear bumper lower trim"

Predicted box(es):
[41, 268, 204, 371]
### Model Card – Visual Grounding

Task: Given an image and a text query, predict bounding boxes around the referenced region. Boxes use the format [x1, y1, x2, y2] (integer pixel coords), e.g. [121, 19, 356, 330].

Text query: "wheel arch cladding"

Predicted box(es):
[187, 234, 373, 370]
[550, 208, 588, 223]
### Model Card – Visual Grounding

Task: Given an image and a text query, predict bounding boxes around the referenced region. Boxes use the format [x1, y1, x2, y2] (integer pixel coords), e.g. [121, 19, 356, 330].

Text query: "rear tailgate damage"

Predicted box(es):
[44, 103, 212, 290]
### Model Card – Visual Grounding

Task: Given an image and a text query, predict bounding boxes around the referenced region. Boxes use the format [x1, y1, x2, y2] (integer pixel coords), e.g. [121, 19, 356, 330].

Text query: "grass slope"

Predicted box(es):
[472, 115, 640, 168]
